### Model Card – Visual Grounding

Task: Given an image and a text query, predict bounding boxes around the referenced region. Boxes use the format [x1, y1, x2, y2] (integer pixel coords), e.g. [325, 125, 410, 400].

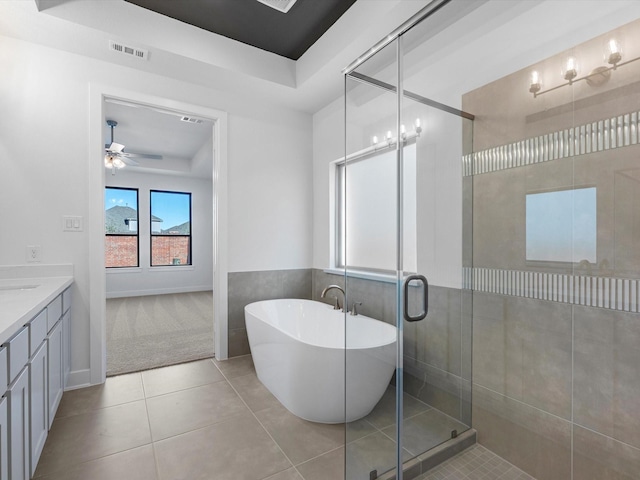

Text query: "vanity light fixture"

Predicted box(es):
[529, 37, 637, 98]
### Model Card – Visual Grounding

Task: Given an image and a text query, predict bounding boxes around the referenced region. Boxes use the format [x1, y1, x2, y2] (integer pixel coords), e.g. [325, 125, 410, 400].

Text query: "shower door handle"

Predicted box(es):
[403, 274, 428, 322]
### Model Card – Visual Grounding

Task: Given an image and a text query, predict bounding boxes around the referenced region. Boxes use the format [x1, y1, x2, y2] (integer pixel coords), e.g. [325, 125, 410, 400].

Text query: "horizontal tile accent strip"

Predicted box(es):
[463, 267, 640, 312]
[462, 110, 640, 176]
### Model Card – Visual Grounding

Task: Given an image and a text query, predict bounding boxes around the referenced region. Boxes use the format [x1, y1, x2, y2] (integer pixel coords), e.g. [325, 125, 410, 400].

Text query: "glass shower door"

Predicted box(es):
[343, 14, 474, 479]
[343, 39, 403, 479]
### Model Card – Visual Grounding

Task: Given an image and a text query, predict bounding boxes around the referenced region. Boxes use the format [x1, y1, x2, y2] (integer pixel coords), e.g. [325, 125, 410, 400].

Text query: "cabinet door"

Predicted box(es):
[8, 367, 30, 480]
[47, 321, 63, 429]
[0, 396, 8, 480]
[62, 310, 71, 387]
[29, 342, 48, 477]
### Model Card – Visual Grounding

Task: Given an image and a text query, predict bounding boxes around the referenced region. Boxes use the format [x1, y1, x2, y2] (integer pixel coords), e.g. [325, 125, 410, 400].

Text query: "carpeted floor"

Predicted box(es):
[106, 291, 214, 376]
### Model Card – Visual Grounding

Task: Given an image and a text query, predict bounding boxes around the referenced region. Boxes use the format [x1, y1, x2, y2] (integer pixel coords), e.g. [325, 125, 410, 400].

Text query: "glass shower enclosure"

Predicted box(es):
[341, 1, 477, 478]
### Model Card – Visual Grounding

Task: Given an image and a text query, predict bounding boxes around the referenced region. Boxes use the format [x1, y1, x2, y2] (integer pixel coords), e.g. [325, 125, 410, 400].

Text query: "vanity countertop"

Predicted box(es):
[0, 265, 74, 345]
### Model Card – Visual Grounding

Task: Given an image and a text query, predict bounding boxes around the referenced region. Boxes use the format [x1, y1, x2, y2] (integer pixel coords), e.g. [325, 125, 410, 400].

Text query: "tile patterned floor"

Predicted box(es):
[33, 356, 534, 480]
[416, 444, 535, 480]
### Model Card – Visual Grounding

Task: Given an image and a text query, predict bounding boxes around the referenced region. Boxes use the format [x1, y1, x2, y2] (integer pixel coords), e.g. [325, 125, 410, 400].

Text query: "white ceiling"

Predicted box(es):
[103, 100, 213, 178]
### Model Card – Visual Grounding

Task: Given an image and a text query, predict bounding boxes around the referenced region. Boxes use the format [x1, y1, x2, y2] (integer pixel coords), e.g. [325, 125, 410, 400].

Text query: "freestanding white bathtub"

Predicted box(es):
[245, 299, 396, 423]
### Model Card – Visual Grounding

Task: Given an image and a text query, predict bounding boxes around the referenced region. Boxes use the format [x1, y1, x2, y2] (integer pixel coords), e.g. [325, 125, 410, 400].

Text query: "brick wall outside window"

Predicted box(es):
[151, 236, 190, 266]
[105, 236, 137, 268]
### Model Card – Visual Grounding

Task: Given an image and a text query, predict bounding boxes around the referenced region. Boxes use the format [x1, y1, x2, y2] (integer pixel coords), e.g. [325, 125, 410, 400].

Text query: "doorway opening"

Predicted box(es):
[89, 85, 229, 386]
[103, 99, 214, 375]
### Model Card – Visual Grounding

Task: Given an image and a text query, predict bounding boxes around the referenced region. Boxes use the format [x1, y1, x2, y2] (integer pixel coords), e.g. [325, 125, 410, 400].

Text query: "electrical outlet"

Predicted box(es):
[26, 245, 42, 263]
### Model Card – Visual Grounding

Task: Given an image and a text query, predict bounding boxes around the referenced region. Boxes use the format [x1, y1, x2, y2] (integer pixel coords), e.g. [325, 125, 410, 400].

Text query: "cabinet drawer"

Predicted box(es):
[6, 326, 29, 385]
[62, 288, 71, 314]
[47, 295, 63, 333]
[29, 309, 47, 357]
[0, 346, 6, 396]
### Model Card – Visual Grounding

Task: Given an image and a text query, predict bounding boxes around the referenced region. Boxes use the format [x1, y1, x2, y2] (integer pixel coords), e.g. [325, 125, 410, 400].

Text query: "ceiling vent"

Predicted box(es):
[180, 116, 204, 124]
[109, 40, 149, 60]
[255, 0, 297, 14]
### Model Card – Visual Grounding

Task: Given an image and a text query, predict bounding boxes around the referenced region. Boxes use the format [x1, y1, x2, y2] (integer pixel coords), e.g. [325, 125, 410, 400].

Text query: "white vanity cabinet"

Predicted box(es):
[2, 284, 72, 480]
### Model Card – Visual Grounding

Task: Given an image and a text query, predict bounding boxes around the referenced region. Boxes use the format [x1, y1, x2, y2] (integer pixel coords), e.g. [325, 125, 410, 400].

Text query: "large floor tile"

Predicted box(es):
[34, 444, 157, 480]
[146, 381, 249, 440]
[345, 431, 411, 479]
[296, 447, 344, 480]
[255, 404, 345, 465]
[34, 400, 152, 477]
[383, 409, 468, 457]
[365, 387, 431, 430]
[141, 358, 224, 397]
[228, 372, 281, 413]
[214, 354, 256, 379]
[154, 415, 291, 480]
[56, 372, 144, 418]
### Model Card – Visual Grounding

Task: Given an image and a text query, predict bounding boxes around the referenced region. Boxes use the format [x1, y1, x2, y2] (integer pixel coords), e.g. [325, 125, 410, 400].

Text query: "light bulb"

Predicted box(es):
[386, 130, 392, 141]
[606, 38, 622, 66]
[415, 118, 421, 128]
[400, 124, 406, 136]
[372, 135, 378, 145]
[113, 157, 125, 169]
[563, 56, 578, 82]
[529, 70, 541, 94]
[104, 155, 113, 168]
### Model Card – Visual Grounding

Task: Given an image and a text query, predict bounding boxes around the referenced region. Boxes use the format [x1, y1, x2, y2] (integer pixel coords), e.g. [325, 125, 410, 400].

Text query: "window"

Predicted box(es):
[150, 190, 192, 266]
[526, 187, 597, 263]
[335, 143, 417, 272]
[105, 187, 139, 268]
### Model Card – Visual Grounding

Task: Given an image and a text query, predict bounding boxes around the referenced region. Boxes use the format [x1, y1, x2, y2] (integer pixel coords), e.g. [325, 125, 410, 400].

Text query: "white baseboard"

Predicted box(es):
[106, 285, 213, 299]
[65, 369, 92, 390]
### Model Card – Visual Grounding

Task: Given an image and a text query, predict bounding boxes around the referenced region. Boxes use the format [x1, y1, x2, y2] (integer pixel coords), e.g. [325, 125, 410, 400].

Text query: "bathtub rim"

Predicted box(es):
[244, 298, 397, 351]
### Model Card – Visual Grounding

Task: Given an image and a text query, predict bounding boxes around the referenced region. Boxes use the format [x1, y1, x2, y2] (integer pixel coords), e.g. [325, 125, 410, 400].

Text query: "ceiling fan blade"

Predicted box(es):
[121, 151, 163, 160]
[106, 142, 125, 153]
[120, 156, 140, 166]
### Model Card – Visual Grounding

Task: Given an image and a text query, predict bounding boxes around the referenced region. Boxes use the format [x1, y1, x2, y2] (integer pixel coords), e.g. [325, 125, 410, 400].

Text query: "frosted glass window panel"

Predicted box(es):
[526, 187, 596, 263]
[343, 144, 417, 272]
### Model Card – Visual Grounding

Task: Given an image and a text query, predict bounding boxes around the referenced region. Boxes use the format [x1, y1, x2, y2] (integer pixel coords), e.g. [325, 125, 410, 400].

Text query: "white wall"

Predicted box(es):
[0, 33, 313, 386]
[105, 170, 213, 298]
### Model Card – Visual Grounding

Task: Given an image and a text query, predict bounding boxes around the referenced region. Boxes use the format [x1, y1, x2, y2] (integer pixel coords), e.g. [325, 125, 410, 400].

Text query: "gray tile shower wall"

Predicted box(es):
[311, 269, 470, 425]
[462, 18, 640, 480]
[227, 269, 312, 357]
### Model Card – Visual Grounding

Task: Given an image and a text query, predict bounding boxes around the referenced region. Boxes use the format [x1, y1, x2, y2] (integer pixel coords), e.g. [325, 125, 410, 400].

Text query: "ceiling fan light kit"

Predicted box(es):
[104, 119, 162, 175]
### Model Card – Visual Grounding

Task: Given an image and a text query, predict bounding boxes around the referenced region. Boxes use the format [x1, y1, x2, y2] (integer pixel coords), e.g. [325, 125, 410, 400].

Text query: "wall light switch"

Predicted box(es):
[63, 216, 83, 232]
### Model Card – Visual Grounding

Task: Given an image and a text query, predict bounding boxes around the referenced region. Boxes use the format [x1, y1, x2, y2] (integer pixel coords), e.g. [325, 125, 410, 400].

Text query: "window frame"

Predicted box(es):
[105, 186, 140, 269]
[333, 139, 417, 275]
[149, 189, 193, 267]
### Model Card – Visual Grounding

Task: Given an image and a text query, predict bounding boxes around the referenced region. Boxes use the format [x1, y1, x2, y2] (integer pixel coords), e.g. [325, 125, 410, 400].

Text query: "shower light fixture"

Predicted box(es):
[528, 37, 638, 98]
[563, 56, 578, 82]
[606, 38, 622, 67]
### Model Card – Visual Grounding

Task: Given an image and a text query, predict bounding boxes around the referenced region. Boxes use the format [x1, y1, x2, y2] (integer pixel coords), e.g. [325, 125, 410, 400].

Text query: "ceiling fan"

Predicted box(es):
[104, 119, 163, 174]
